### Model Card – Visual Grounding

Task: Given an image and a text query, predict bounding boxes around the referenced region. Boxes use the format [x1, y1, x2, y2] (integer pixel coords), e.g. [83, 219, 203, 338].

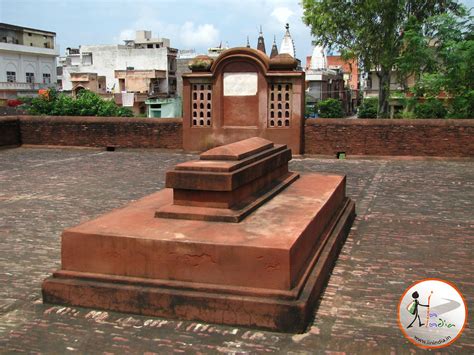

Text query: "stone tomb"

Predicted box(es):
[42, 137, 355, 332]
[182, 48, 305, 154]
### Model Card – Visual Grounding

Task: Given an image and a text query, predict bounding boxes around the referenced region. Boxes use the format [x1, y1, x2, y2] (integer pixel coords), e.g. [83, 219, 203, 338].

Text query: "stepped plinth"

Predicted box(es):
[156, 137, 299, 222]
[42, 137, 355, 332]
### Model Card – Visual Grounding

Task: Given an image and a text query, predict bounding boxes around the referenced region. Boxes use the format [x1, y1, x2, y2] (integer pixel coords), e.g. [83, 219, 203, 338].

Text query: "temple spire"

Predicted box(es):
[257, 25, 266, 54]
[270, 35, 278, 58]
[246, 35, 250, 48]
[280, 23, 295, 58]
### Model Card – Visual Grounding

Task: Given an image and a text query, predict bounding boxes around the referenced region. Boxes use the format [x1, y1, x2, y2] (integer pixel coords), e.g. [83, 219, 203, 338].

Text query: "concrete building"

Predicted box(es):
[113, 68, 182, 116]
[361, 69, 414, 98]
[145, 96, 182, 118]
[59, 31, 177, 95]
[305, 45, 349, 116]
[306, 54, 359, 112]
[0, 23, 58, 100]
[59, 30, 178, 116]
[70, 72, 106, 95]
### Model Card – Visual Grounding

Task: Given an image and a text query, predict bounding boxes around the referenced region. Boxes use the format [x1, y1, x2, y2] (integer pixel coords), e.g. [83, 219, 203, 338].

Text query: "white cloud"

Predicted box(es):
[118, 29, 135, 42]
[115, 19, 219, 50]
[179, 22, 219, 48]
[271, 6, 295, 26]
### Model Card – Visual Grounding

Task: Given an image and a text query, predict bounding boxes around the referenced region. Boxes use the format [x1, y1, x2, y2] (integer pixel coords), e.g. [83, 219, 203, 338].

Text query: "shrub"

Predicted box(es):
[50, 94, 76, 116]
[97, 99, 119, 117]
[357, 98, 378, 118]
[27, 95, 55, 115]
[316, 98, 344, 118]
[447, 91, 474, 119]
[117, 107, 134, 117]
[400, 110, 416, 119]
[413, 98, 447, 118]
[26, 89, 133, 117]
[17, 96, 33, 106]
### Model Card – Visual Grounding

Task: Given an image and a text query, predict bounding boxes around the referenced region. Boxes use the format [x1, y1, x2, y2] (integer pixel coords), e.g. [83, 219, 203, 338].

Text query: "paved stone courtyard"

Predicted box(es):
[0, 147, 472, 354]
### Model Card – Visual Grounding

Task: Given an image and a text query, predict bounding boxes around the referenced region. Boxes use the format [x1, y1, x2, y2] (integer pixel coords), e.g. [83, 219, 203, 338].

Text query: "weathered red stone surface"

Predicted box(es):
[157, 137, 299, 222]
[0, 117, 20, 147]
[41, 137, 355, 332]
[2, 116, 473, 157]
[42, 174, 355, 332]
[304, 118, 474, 157]
[182, 48, 305, 154]
[200, 136, 274, 160]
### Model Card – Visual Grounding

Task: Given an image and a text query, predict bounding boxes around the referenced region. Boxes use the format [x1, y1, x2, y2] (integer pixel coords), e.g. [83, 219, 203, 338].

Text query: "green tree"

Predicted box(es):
[397, 12, 473, 117]
[302, 0, 464, 117]
[413, 98, 447, 118]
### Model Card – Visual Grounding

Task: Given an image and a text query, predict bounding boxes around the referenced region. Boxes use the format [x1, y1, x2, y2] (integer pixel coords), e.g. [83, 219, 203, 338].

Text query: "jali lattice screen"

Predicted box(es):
[191, 84, 212, 127]
[268, 83, 292, 128]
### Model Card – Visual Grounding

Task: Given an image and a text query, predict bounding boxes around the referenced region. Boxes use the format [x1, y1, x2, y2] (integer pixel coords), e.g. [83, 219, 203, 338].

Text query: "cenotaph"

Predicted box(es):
[42, 137, 355, 332]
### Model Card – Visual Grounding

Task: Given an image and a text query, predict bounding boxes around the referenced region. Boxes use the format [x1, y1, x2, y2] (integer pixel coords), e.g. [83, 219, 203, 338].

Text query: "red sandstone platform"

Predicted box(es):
[156, 137, 299, 222]
[42, 174, 355, 332]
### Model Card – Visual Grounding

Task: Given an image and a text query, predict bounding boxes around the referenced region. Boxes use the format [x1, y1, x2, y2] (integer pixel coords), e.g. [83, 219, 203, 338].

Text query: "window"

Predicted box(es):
[43, 73, 51, 84]
[366, 77, 372, 89]
[26, 72, 34, 83]
[6, 71, 16, 82]
[28, 33, 32, 36]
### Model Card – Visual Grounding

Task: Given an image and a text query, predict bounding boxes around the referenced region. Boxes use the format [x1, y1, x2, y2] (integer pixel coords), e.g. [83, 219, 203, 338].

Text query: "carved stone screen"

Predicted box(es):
[268, 83, 292, 128]
[191, 84, 212, 127]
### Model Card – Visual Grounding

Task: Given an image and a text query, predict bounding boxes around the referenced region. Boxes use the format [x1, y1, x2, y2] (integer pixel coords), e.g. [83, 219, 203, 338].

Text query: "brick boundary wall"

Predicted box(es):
[0, 117, 21, 147]
[1, 116, 473, 157]
[305, 118, 474, 157]
[18, 116, 182, 149]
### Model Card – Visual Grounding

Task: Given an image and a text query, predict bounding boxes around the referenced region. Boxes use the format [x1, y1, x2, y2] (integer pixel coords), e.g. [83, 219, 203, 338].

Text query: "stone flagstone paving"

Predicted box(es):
[0, 147, 472, 353]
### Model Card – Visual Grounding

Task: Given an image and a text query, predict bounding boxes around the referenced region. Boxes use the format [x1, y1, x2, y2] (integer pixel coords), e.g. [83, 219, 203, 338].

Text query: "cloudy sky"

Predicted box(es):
[0, 0, 313, 59]
[1, 0, 473, 61]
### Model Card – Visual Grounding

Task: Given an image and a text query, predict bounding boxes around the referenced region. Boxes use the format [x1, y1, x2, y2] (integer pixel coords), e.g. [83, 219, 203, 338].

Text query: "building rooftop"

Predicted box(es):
[0, 22, 56, 35]
[0, 147, 472, 352]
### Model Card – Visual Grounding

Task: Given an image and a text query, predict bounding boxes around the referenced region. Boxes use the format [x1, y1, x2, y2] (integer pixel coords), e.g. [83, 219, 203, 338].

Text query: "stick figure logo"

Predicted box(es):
[398, 279, 467, 349]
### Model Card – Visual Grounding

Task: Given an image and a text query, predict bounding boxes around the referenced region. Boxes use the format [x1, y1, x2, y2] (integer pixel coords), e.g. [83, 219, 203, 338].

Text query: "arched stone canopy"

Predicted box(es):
[210, 47, 270, 74]
[182, 47, 305, 154]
